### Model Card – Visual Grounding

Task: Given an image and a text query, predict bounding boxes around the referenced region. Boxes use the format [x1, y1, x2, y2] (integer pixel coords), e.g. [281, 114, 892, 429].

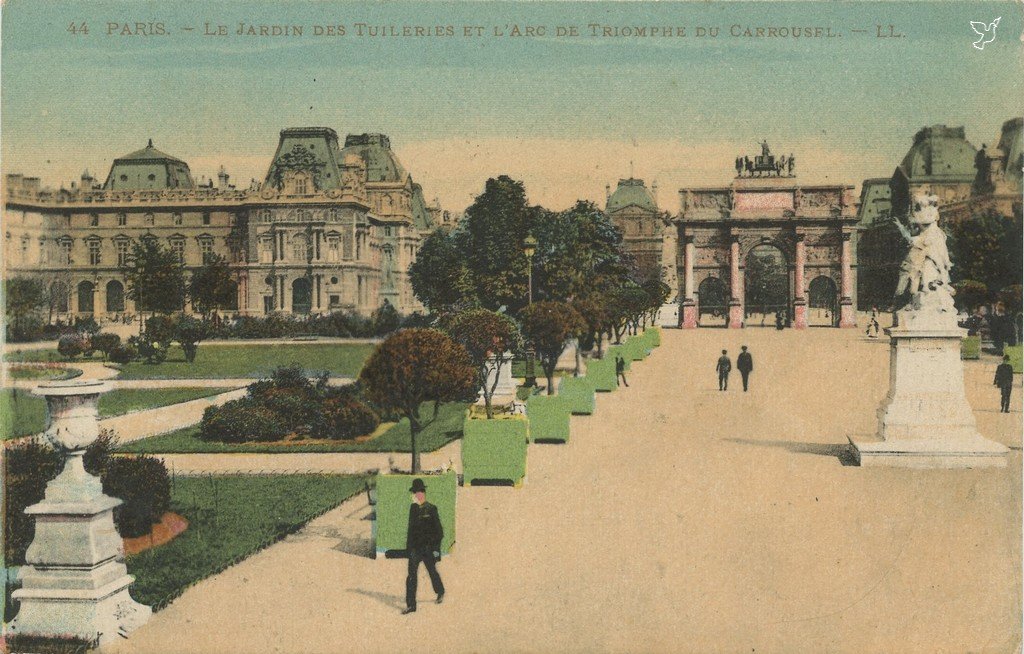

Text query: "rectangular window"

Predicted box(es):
[292, 236, 306, 261]
[202, 212, 211, 225]
[295, 177, 308, 195]
[329, 294, 340, 307]
[118, 213, 127, 226]
[89, 214, 99, 227]
[342, 230, 354, 261]
[60, 240, 72, 265]
[171, 239, 185, 264]
[173, 213, 183, 226]
[116, 240, 129, 267]
[327, 237, 340, 262]
[259, 237, 273, 263]
[199, 238, 214, 264]
[144, 213, 154, 226]
[88, 240, 101, 266]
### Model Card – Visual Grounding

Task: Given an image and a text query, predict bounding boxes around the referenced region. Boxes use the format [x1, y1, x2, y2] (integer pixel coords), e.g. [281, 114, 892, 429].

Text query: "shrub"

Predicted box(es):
[4, 440, 62, 564]
[145, 314, 176, 344]
[101, 455, 172, 538]
[57, 333, 87, 360]
[108, 343, 138, 364]
[315, 397, 381, 440]
[199, 399, 289, 443]
[136, 337, 168, 364]
[90, 332, 121, 360]
[371, 300, 401, 335]
[73, 316, 100, 335]
[174, 315, 208, 363]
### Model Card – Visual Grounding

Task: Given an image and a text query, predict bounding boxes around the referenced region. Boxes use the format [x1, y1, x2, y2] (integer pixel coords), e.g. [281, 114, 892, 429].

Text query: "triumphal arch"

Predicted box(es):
[674, 145, 859, 329]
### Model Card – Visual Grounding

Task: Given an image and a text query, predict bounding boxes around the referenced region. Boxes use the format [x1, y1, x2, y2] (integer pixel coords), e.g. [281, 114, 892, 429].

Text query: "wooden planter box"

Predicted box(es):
[1005, 345, 1023, 373]
[373, 471, 457, 558]
[961, 335, 981, 360]
[461, 413, 529, 486]
[558, 376, 596, 415]
[526, 394, 571, 443]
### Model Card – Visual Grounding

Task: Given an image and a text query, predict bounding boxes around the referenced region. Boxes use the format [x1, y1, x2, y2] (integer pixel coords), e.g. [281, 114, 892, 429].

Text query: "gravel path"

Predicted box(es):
[108, 328, 1021, 654]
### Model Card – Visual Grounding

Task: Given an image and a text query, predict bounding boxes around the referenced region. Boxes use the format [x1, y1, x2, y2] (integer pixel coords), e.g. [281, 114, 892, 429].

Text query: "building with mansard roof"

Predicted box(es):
[3, 127, 443, 320]
[604, 177, 664, 281]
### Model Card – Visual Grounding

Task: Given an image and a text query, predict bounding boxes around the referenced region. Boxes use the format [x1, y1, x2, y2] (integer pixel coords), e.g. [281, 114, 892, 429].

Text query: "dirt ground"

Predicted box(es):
[107, 328, 1022, 654]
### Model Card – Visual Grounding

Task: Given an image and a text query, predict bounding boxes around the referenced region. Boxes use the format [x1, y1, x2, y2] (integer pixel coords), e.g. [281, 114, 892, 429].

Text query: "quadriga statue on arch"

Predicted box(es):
[892, 192, 957, 329]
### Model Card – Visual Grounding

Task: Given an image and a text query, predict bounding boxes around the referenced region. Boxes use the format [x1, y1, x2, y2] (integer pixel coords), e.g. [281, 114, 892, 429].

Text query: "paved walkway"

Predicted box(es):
[108, 328, 1021, 654]
[103, 389, 249, 443]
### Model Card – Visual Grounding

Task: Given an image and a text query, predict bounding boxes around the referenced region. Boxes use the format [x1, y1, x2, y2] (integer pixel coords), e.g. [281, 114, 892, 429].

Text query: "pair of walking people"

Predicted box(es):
[716, 346, 754, 391]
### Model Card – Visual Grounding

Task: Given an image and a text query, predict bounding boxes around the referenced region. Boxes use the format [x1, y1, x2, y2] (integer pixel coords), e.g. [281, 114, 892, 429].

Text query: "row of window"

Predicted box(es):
[17, 235, 217, 267]
[82, 211, 213, 227]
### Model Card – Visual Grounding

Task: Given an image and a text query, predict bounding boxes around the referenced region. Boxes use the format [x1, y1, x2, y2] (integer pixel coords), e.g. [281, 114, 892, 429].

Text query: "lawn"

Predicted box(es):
[125, 474, 369, 610]
[116, 343, 375, 379]
[0, 388, 233, 440]
[5, 366, 81, 381]
[117, 401, 470, 454]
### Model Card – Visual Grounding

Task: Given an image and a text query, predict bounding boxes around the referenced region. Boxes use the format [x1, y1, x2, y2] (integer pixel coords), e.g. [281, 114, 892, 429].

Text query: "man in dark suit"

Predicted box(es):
[716, 349, 731, 391]
[403, 478, 445, 614]
[737, 346, 753, 392]
[615, 355, 628, 387]
[994, 355, 1015, 413]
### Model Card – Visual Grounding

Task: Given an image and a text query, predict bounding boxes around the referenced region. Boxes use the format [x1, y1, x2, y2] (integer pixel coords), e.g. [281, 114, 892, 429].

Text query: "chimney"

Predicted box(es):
[218, 166, 230, 190]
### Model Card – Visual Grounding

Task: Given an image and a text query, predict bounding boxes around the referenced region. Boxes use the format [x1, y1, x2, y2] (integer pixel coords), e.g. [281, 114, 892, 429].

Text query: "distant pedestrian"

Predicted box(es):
[737, 346, 753, 392]
[994, 355, 1015, 413]
[716, 349, 731, 391]
[402, 478, 445, 614]
[616, 355, 629, 387]
[866, 306, 880, 338]
[775, 311, 785, 330]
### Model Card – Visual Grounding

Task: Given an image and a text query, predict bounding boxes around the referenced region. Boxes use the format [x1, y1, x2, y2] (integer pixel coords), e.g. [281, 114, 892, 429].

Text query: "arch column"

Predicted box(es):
[793, 233, 807, 329]
[838, 231, 856, 327]
[681, 235, 698, 328]
[728, 235, 743, 328]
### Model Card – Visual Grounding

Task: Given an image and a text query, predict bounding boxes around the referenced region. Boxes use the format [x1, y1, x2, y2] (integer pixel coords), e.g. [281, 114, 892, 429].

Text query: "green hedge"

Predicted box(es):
[526, 394, 571, 443]
[461, 413, 528, 486]
[606, 345, 631, 371]
[373, 471, 457, 556]
[586, 356, 617, 392]
[558, 376, 595, 415]
[624, 335, 647, 361]
[961, 335, 981, 360]
[647, 326, 661, 348]
[1005, 345, 1023, 373]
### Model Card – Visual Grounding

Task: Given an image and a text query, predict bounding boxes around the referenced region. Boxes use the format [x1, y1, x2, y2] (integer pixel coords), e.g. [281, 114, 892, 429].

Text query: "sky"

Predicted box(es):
[1, 1, 1021, 211]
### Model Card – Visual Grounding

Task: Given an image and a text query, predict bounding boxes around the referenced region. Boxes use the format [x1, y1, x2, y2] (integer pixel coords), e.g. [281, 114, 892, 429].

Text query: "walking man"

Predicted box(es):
[716, 349, 731, 391]
[737, 346, 753, 392]
[615, 355, 629, 387]
[994, 355, 1015, 413]
[403, 478, 445, 614]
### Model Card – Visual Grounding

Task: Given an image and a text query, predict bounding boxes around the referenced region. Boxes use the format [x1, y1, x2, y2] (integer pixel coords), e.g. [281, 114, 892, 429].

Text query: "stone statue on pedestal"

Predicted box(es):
[892, 193, 956, 328]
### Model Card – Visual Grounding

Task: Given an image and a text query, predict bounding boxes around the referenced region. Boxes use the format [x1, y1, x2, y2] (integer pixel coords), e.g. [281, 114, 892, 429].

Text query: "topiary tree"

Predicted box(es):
[174, 315, 209, 363]
[446, 309, 523, 418]
[358, 329, 477, 473]
[520, 301, 586, 395]
[90, 333, 121, 361]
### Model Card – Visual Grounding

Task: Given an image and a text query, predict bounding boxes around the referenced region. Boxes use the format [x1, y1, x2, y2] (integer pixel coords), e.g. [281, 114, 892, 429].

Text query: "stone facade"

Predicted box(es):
[3, 127, 443, 320]
[605, 178, 665, 281]
[676, 175, 859, 329]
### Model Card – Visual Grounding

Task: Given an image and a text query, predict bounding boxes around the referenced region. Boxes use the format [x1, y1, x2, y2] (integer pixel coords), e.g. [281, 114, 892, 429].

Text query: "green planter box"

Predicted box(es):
[624, 335, 646, 361]
[558, 376, 595, 415]
[606, 344, 631, 371]
[586, 356, 617, 392]
[961, 335, 981, 360]
[1006, 345, 1023, 373]
[461, 413, 529, 486]
[648, 326, 661, 348]
[526, 394, 571, 443]
[373, 471, 457, 557]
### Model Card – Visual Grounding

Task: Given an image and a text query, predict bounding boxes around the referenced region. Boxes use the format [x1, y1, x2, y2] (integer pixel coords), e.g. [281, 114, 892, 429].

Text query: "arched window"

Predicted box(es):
[106, 280, 125, 312]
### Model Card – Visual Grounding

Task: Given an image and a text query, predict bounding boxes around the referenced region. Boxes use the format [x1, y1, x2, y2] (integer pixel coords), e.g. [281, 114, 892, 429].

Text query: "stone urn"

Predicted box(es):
[9, 380, 151, 645]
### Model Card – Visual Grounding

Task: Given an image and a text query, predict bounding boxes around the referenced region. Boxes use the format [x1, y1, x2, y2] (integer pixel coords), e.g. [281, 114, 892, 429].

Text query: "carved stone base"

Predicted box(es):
[850, 328, 1008, 468]
[792, 299, 807, 330]
[728, 301, 743, 329]
[680, 301, 698, 329]
[838, 298, 856, 328]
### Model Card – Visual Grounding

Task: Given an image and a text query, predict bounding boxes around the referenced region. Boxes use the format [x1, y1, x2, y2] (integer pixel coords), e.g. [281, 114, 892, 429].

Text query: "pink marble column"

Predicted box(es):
[728, 237, 743, 328]
[838, 232, 856, 327]
[681, 236, 698, 328]
[793, 234, 807, 329]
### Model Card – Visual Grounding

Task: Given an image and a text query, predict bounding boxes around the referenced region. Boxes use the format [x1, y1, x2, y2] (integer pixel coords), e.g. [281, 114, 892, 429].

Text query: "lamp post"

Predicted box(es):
[523, 234, 538, 386]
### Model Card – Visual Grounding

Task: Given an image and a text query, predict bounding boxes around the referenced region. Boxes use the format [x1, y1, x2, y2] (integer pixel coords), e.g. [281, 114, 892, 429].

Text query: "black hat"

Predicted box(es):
[409, 478, 427, 493]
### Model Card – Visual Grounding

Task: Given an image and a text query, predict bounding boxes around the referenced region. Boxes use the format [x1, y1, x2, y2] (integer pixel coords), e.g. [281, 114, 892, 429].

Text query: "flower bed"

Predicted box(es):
[526, 393, 571, 443]
[961, 335, 981, 360]
[373, 471, 457, 557]
[558, 376, 595, 415]
[461, 412, 529, 486]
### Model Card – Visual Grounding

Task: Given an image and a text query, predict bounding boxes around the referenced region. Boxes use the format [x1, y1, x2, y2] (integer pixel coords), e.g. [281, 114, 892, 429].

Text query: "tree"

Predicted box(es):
[446, 309, 523, 418]
[946, 207, 1023, 293]
[462, 176, 537, 313]
[4, 277, 48, 341]
[122, 239, 186, 322]
[174, 315, 209, 363]
[370, 300, 401, 336]
[188, 253, 236, 318]
[409, 229, 477, 312]
[520, 301, 586, 395]
[90, 333, 121, 361]
[358, 329, 477, 472]
[952, 280, 989, 312]
[641, 278, 672, 327]
[744, 251, 787, 319]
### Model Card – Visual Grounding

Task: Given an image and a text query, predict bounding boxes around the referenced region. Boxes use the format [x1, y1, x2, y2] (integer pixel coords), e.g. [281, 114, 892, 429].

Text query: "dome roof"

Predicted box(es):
[607, 178, 658, 213]
[897, 125, 977, 182]
[340, 133, 407, 183]
[104, 139, 194, 190]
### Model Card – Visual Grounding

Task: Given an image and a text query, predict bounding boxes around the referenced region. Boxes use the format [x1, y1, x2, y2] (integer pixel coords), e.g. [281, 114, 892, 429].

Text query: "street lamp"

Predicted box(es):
[523, 234, 537, 305]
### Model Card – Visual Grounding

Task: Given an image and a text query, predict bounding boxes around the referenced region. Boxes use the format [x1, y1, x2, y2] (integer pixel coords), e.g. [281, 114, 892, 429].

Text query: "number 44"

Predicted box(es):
[67, 21, 89, 35]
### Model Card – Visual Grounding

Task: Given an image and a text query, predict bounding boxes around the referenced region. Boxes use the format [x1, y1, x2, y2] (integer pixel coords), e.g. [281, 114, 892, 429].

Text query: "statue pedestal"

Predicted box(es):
[850, 329, 1008, 468]
[680, 300, 698, 329]
[477, 352, 517, 407]
[727, 301, 743, 329]
[658, 303, 679, 328]
[10, 381, 151, 645]
[792, 299, 807, 330]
